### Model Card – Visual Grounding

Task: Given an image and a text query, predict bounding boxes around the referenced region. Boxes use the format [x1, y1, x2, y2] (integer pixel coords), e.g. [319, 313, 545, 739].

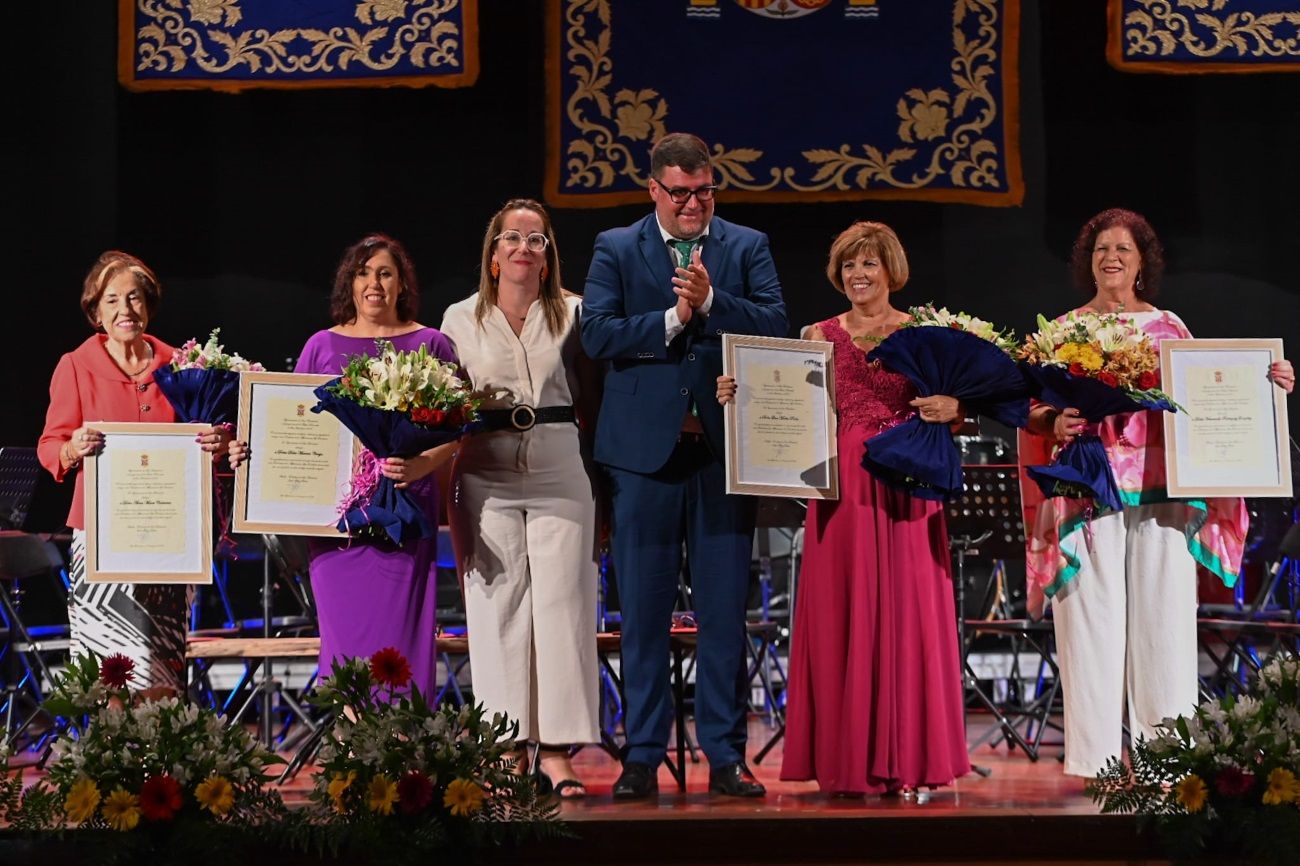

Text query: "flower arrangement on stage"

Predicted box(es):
[313, 340, 479, 544]
[902, 303, 1019, 353]
[1088, 655, 1300, 865]
[861, 303, 1028, 500]
[0, 653, 287, 861]
[1017, 310, 1179, 511]
[155, 327, 265, 425]
[289, 648, 561, 860]
[43, 653, 284, 827]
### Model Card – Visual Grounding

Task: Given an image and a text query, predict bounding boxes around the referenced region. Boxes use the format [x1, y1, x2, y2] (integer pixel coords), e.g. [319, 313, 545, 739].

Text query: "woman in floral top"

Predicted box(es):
[1023, 208, 1294, 777]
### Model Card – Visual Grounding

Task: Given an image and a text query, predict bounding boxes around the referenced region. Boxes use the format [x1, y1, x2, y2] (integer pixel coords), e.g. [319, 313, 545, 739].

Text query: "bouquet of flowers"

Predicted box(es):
[313, 340, 478, 544]
[1088, 655, 1300, 865]
[154, 328, 264, 426]
[863, 304, 1029, 500]
[1017, 311, 1178, 511]
[0, 652, 287, 858]
[296, 649, 560, 859]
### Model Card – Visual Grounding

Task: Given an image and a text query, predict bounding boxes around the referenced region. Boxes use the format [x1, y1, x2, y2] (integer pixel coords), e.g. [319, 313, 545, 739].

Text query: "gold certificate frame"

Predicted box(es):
[233, 372, 356, 537]
[1161, 338, 1291, 498]
[723, 335, 838, 500]
[84, 422, 213, 584]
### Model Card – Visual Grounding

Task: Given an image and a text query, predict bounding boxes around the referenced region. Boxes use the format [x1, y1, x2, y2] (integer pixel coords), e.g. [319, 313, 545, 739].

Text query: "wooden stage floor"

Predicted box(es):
[270, 714, 1166, 865]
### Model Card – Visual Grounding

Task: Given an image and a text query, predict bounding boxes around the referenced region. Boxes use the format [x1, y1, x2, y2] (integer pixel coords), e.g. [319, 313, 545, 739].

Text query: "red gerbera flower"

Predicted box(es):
[397, 771, 434, 815]
[370, 647, 412, 689]
[1214, 766, 1256, 798]
[1098, 370, 1118, 388]
[100, 654, 136, 689]
[139, 774, 183, 821]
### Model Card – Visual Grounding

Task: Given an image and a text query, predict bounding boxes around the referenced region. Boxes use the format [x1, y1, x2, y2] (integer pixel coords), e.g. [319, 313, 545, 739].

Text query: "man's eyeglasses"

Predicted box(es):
[494, 230, 550, 253]
[653, 178, 719, 205]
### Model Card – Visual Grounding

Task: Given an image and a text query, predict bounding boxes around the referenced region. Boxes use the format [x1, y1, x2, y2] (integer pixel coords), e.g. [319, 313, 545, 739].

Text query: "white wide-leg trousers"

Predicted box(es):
[1051, 501, 1199, 777]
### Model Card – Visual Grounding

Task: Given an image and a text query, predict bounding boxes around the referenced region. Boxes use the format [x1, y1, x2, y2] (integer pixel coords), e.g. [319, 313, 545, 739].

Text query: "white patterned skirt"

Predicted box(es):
[68, 529, 194, 692]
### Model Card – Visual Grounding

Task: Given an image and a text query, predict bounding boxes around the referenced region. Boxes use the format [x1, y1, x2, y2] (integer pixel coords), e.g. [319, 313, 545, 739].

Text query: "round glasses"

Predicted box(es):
[494, 230, 550, 253]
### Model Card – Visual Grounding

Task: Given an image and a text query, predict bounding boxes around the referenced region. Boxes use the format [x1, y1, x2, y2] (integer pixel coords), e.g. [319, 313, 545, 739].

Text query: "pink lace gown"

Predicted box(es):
[780, 317, 972, 794]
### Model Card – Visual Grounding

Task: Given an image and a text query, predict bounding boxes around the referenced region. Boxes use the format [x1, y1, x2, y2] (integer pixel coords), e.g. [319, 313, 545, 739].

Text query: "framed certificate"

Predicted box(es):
[84, 422, 213, 584]
[233, 372, 356, 536]
[1161, 338, 1291, 498]
[722, 334, 838, 499]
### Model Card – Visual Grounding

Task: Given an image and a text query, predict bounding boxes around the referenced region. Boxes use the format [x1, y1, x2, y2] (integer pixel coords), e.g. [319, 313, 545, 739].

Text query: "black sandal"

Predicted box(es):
[536, 773, 587, 799]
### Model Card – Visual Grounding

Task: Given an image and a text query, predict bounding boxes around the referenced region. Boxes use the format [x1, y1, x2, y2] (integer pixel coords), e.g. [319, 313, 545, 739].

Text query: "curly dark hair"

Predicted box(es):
[1069, 208, 1164, 300]
[329, 233, 420, 325]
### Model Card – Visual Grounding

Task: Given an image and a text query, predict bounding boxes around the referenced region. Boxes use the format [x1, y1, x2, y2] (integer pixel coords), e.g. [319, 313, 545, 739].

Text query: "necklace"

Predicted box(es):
[113, 344, 154, 379]
[851, 333, 885, 349]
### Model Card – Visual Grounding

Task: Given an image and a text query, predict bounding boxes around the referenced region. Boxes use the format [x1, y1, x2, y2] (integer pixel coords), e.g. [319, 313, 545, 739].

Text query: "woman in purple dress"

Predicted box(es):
[233, 234, 456, 695]
[719, 221, 971, 797]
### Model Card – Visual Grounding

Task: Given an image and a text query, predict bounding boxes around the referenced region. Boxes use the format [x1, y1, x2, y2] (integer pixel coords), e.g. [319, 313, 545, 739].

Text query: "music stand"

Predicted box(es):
[750, 497, 804, 765]
[0, 447, 66, 748]
[945, 464, 1039, 768]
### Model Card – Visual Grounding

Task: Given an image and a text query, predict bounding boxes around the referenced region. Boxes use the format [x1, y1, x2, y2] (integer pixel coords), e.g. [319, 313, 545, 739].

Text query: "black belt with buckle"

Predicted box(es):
[480, 405, 575, 432]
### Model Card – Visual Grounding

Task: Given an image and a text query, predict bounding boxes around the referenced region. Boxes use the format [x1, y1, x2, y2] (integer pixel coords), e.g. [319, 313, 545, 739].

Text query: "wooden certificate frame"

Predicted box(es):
[233, 372, 356, 537]
[84, 422, 213, 584]
[1161, 338, 1291, 498]
[722, 335, 838, 500]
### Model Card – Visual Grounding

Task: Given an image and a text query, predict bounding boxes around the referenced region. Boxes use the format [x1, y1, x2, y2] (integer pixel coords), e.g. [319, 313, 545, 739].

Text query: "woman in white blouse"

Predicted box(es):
[441, 199, 601, 798]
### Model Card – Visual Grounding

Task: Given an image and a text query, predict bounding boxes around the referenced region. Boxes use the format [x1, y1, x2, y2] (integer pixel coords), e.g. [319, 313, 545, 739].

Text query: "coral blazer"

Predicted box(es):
[38, 334, 176, 529]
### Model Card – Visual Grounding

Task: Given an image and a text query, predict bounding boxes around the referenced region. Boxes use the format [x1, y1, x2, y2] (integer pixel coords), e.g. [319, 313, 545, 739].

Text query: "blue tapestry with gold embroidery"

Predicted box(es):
[1109, 0, 1300, 73]
[119, 0, 478, 92]
[546, 0, 1022, 207]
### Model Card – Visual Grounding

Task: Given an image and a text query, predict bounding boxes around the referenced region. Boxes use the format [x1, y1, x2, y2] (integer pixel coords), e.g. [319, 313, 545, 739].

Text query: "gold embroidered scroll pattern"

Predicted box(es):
[559, 0, 1009, 194]
[133, 0, 465, 76]
[788, 0, 1004, 192]
[1121, 0, 1300, 60]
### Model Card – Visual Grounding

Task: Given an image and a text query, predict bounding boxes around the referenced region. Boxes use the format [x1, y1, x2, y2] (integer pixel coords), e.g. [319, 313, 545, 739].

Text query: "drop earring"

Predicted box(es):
[539, 264, 549, 282]
[490, 260, 500, 280]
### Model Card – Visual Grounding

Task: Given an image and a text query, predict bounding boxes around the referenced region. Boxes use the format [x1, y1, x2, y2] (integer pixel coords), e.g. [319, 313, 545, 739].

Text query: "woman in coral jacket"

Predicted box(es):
[38, 251, 229, 692]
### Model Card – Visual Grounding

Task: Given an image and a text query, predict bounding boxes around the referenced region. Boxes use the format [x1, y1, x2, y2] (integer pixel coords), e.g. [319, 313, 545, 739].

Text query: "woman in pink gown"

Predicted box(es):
[720, 221, 971, 796]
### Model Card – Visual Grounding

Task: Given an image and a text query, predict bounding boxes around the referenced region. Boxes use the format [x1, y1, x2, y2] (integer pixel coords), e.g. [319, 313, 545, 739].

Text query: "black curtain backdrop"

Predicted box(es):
[8, 1, 1299, 521]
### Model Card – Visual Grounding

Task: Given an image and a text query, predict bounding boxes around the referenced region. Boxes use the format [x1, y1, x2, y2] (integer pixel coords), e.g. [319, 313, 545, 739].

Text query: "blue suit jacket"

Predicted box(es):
[581, 214, 787, 474]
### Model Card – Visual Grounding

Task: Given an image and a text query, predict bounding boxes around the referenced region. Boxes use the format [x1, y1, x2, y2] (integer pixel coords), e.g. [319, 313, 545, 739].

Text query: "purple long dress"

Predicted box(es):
[295, 327, 457, 694]
[780, 317, 971, 795]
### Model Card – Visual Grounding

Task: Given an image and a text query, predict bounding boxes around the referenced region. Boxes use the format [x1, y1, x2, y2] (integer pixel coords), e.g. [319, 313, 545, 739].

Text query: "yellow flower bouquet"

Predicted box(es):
[1088, 655, 1300, 863]
[298, 649, 562, 858]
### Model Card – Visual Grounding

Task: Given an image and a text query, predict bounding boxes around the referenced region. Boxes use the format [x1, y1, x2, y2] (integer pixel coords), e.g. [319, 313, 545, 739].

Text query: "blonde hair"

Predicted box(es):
[825, 221, 909, 293]
[476, 199, 568, 336]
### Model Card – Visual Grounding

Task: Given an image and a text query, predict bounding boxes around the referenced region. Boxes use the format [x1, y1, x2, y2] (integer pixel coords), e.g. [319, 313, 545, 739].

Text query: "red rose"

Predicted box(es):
[1068, 362, 1086, 377]
[1098, 371, 1119, 387]
[445, 405, 464, 427]
[100, 653, 136, 689]
[397, 771, 434, 815]
[410, 407, 433, 424]
[139, 774, 183, 821]
[1214, 766, 1256, 798]
[370, 646, 413, 689]
[426, 408, 447, 426]
[950, 323, 963, 330]
[1138, 371, 1157, 390]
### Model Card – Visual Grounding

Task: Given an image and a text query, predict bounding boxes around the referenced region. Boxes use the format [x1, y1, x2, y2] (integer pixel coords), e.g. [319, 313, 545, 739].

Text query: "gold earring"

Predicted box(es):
[490, 260, 500, 279]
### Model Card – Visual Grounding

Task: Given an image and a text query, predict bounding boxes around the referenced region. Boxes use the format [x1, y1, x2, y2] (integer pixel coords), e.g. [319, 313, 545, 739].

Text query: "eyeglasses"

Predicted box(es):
[494, 230, 550, 253]
[653, 178, 719, 205]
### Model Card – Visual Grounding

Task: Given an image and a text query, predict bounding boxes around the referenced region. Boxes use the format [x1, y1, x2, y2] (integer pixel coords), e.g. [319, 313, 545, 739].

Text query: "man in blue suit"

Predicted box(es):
[581, 133, 787, 798]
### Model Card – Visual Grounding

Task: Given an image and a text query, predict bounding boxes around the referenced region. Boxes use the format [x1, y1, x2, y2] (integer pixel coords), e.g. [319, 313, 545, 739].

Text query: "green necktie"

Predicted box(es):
[670, 239, 700, 418]
[670, 239, 696, 269]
